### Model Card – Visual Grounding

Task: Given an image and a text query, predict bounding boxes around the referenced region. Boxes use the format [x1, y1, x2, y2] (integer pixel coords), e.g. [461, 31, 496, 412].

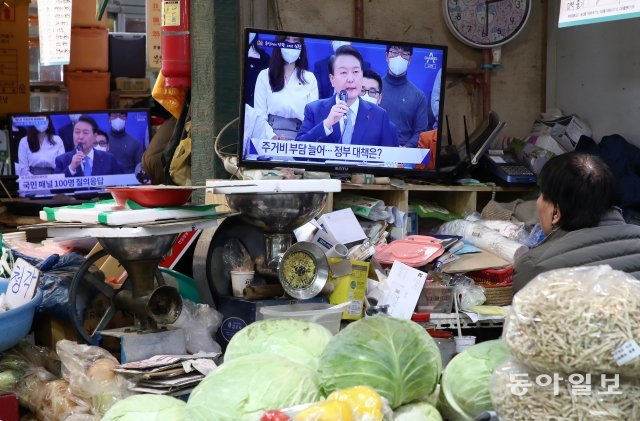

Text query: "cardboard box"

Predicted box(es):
[0, 0, 29, 115]
[215, 295, 328, 349]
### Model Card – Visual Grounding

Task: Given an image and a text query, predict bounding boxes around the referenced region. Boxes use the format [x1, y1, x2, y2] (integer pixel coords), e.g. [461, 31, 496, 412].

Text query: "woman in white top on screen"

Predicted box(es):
[253, 35, 318, 140]
[17, 117, 65, 176]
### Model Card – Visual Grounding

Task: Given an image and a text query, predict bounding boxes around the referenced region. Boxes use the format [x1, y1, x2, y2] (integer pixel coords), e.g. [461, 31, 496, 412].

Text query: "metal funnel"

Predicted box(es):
[225, 192, 328, 270]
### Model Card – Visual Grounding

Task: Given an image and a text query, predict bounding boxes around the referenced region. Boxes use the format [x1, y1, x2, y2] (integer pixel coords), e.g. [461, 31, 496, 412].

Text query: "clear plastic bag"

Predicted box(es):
[171, 300, 223, 354]
[490, 360, 640, 421]
[504, 265, 640, 378]
[222, 238, 254, 272]
[56, 340, 132, 416]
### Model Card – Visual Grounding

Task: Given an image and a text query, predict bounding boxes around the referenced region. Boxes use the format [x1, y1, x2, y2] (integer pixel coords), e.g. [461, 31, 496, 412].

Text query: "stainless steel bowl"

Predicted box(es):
[225, 192, 327, 233]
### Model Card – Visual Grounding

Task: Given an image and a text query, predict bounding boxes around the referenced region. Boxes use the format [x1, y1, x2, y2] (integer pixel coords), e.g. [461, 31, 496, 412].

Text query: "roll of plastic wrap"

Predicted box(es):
[438, 220, 528, 263]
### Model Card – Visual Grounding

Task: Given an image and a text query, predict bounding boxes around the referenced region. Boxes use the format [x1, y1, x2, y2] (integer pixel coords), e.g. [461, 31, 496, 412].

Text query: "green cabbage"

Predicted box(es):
[395, 402, 443, 421]
[439, 339, 509, 421]
[185, 354, 322, 421]
[319, 316, 442, 409]
[102, 394, 185, 420]
[224, 319, 332, 369]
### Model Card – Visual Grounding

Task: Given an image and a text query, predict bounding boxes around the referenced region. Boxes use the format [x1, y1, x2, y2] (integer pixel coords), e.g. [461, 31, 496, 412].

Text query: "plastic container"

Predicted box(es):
[0, 280, 44, 352]
[64, 70, 110, 110]
[158, 267, 200, 303]
[454, 335, 476, 354]
[259, 302, 349, 335]
[68, 27, 109, 72]
[374, 236, 444, 267]
[30, 86, 68, 112]
[467, 266, 513, 285]
[417, 284, 454, 313]
[428, 330, 455, 367]
[106, 187, 193, 207]
[109, 33, 146, 78]
[71, 0, 108, 28]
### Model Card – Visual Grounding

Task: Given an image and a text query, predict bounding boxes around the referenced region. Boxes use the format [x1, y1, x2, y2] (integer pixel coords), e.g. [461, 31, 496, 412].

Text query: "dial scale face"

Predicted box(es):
[443, 0, 532, 48]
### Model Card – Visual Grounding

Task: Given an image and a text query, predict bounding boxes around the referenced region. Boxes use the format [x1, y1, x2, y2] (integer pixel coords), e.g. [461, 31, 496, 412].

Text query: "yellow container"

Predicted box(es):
[65, 70, 110, 111]
[67, 27, 109, 72]
[72, 0, 108, 28]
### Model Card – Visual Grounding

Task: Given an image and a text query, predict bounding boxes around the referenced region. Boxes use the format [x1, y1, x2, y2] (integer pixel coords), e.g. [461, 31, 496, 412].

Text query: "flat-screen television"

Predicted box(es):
[8, 109, 149, 197]
[239, 28, 447, 176]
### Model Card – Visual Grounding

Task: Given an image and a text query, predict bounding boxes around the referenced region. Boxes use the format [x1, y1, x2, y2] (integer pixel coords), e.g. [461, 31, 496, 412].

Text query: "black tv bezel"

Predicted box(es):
[6, 108, 152, 178]
[238, 27, 448, 177]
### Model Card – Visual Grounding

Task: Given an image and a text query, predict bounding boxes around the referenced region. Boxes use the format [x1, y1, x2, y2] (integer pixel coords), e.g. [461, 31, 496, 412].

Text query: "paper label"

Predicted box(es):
[612, 340, 640, 366]
[6, 258, 39, 309]
[147, 0, 162, 69]
[162, 0, 181, 26]
[37, 0, 72, 65]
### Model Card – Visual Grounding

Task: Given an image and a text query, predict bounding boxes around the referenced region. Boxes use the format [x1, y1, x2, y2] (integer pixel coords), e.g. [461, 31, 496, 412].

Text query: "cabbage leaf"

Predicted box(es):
[102, 394, 185, 421]
[319, 316, 441, 409]
[224, 319, 332, 369]
[186, 354, 322, 421]
[439, 339, 509, 420]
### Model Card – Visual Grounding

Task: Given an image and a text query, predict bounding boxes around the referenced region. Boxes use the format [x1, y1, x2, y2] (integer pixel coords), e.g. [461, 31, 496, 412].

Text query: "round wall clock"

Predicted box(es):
[443, 0, 532, 49]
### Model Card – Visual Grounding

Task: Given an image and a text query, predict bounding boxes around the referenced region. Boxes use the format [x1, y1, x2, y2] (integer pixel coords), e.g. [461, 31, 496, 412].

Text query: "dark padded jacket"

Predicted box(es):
[513, 208, 640, 293]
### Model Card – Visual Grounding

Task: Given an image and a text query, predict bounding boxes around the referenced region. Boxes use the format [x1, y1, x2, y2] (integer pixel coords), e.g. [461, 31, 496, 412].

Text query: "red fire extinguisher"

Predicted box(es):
[161, 0, 191, 88]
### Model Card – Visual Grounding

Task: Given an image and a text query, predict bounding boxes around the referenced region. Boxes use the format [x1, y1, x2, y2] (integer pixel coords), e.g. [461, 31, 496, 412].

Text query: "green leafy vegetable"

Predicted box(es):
[395, 402, 443, 421]
[318, 316, 442, 409]
[439, 339, 509, 421]
[224, 319, 332, 369]
[186, 355, 322, 421]
[102, 394, 185, 420]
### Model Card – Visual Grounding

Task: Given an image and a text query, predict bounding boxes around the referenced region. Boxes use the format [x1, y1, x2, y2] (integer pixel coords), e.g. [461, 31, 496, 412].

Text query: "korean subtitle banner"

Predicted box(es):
[18, 174, 139, 192]
[559, 0, 640, 27]
[37, 0, 72, 65]
[250, 139, 430, 165]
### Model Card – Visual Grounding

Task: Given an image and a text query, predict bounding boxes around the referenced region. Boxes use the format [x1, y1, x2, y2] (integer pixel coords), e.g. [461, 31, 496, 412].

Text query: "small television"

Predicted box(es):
[239, 28, 448, 176]
[8, 109, 150, 197]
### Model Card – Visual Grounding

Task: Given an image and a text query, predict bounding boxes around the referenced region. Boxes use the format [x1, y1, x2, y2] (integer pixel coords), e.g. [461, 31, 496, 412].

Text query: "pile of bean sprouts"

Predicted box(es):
[503, 266, 640, 377]
[490, 361, 640, 421]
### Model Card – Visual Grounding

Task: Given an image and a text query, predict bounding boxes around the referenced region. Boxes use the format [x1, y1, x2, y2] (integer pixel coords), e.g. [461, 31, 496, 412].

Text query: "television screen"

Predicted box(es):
[8, 109, 149, 197]
[240, 28, 447, 175]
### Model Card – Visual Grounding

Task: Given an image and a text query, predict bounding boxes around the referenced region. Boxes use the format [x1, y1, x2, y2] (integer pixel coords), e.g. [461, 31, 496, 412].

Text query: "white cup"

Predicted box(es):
[454, 335, 476, 354]
[230, 270, 255, 298]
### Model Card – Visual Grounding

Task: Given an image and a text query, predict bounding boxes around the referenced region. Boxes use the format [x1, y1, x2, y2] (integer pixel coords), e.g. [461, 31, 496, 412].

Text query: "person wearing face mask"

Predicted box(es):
[16, 117, 65, 176]
[245, 32, 270, 107]
[94, 130, 110, 152]
[296, 45, 397, 148]
[361, 69, 399, 141]
[513, 152, 640, 293]
[58, 113, 82, 152]
[54, 115, 123, 177]
[253, 35, 318, 140]
[108, 112, 144, 173]
[379, 45, 428, 148]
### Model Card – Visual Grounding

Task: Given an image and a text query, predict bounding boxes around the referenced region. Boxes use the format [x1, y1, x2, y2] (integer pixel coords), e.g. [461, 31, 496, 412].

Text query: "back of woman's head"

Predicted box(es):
[539, 152, 619, 231]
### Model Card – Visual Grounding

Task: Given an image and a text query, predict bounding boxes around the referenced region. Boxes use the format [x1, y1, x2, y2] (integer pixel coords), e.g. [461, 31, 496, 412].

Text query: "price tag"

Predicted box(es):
[6, 258, 40, 310]
[612, 340, 640, 366]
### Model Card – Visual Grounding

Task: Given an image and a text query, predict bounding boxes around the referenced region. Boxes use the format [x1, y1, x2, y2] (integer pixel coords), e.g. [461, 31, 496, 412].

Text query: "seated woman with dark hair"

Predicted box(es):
[513, 151, 640, 293]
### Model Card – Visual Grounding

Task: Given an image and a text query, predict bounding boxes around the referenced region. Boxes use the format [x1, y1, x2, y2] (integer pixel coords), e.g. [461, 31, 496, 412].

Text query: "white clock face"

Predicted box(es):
[443, 0, 532, 48]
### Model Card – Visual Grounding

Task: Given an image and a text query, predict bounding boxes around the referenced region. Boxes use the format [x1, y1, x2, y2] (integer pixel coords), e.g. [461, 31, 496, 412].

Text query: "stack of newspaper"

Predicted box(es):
[114, 354, 218, 396]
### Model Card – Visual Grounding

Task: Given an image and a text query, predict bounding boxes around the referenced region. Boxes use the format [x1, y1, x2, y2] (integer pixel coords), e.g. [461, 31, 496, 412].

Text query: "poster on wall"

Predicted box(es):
[559, 0, 640, 27]
[146, 0, 162, 69]
[37, 0, 72, 65]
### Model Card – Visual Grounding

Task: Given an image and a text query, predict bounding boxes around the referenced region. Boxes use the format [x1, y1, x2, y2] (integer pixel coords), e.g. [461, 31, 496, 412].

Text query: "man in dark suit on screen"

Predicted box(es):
[297, 45, 398, 147]
[55, 115, 123, 177]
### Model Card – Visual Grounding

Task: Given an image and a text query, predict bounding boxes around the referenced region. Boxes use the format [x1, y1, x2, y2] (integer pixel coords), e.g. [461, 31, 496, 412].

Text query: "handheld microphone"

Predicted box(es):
[76, 145, 85, 160]
[338, 90, 348, 121]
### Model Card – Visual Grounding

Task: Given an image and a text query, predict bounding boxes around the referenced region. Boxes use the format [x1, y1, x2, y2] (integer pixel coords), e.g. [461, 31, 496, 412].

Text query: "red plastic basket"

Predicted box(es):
[467, 266, 513, 285]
